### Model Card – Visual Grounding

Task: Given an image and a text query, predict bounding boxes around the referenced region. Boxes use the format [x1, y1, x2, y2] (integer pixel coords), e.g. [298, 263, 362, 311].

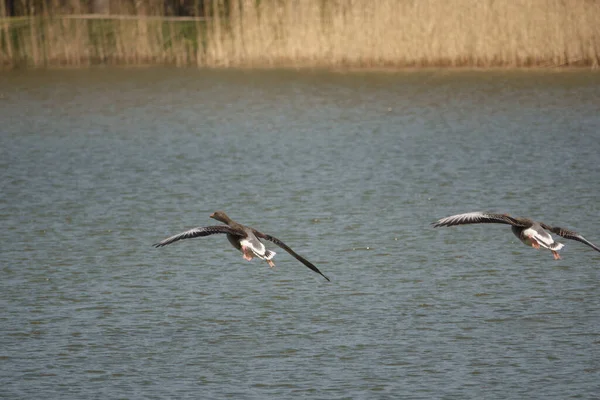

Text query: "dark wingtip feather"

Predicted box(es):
[548, 226, 600, 253]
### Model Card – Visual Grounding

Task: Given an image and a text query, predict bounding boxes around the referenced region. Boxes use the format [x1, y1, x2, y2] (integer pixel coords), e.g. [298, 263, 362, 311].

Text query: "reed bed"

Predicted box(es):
[1, 0, 599, 69]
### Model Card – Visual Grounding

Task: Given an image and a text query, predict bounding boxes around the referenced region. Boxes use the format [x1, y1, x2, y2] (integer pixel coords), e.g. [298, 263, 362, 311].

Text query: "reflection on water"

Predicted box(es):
[1, 69, 600, 399]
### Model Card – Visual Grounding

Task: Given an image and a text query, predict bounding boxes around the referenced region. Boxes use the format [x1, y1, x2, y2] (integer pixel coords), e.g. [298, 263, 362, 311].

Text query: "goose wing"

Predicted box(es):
[153, 226, 243, 248]
[253, 230, 330, 282]
[541, 225, 600, 253]
[433, 211, 522, 228]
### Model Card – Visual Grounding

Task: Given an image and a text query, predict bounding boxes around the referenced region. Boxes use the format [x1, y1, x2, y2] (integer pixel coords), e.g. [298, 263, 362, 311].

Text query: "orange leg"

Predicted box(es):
[267, 259, 276, 268]
[530, 239, 540, 250]
[552, 251, 561, 260]
[241, 246, 254, 261]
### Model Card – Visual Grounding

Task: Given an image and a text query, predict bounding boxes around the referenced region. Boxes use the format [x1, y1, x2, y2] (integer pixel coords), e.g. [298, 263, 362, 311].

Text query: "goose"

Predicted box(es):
[154, 211, 330, 281]
[433, 211, 600, 259]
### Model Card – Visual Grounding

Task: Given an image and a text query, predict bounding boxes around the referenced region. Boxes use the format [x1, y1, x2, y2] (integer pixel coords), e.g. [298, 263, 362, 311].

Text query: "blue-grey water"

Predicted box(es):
[1, 69, 600, 399]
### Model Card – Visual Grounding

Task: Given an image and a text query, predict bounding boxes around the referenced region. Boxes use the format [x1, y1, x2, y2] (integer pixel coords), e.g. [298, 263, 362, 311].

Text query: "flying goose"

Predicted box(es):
[433, 211, 600, 259]
[154, 211, 330, 281]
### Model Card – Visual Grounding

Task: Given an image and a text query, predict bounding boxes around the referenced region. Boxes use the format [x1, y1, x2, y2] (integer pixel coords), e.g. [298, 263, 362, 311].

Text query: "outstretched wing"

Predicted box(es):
[153, 225, 243, 248]
[541, 225, 600, 253]
[432, 211, 522, 228]
[253, 230, 330, 282]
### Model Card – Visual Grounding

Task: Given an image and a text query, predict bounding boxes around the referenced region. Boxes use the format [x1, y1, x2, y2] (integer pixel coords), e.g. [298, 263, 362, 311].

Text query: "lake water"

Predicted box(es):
[1, 68, 600, 399]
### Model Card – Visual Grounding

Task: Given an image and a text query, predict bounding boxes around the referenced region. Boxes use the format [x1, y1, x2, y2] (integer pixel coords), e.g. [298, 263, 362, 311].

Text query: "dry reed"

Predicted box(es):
[1, 0, 599, 69]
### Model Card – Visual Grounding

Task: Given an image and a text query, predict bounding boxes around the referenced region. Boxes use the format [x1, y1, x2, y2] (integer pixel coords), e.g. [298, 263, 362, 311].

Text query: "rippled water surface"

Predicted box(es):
[1, 68, 600, 399]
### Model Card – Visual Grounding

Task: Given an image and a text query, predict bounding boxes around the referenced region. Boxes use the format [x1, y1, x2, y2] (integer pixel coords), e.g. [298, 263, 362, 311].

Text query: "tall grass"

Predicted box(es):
[1, 0, 599, 69]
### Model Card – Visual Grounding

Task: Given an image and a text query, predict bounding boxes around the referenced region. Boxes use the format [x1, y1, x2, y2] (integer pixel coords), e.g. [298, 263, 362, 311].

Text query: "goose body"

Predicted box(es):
[154, 211, 330, 281]
[433, 211, 600, 259]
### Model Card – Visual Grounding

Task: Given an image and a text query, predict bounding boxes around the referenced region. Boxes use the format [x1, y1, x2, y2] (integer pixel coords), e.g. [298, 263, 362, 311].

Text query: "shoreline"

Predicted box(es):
[2, 64, 598, 73]
[2, 0, 599, 70]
